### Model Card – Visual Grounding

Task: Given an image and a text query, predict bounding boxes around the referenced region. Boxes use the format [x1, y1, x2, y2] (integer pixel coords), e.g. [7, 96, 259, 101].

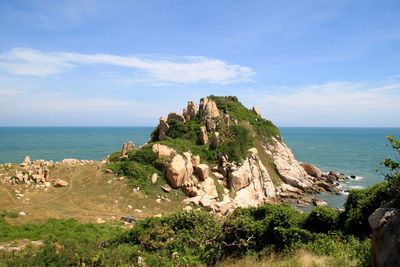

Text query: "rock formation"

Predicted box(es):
[182, 101, 197, 121]
[121, 141, 135, 157]
[251, 106, 261, 116]
[369, 207, 400, 267]
[198, 126, 208, 145]
[167, 112, 185, 122]
[158, 117, 169, 140]
[210, 132, 219, 150]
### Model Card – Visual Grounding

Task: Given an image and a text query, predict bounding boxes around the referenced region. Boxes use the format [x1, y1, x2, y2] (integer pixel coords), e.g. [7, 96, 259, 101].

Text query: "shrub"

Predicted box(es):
[222, 204, 304, 256]
[339, 181, 392, 238]
[114, 210, 223, 266]
[166, 119, 189, 139]
[218, 125, 254, 162]
[273, 227, 313, 250]
[304, 207, 340, 233]
[130, 145, 157, 164]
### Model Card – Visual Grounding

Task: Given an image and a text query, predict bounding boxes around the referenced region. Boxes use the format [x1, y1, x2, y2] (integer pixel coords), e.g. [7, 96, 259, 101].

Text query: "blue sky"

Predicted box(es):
[0, 0, 399, 127]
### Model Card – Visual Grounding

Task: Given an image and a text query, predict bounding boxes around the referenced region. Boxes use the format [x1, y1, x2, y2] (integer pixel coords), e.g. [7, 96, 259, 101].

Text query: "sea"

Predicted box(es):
[1, 127, 399, 208]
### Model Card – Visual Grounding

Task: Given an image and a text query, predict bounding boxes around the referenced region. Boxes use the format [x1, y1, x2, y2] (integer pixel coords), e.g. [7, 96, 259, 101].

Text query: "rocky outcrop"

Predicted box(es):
[199, 97, 219, 120]
[183, 101, 197, 121]
[198, 126, 208, 145]
[210, 132, 219, 150]
[152, 144, 176, 158]
[158, 117, 169, 140]
[300, 163, 322, 178]
[167, 112, 185, 122]
[121, 141, 135, 157]
[229, 148, 276, 207]
[266, 137, 338, 195]
[369, 207, 400, 267]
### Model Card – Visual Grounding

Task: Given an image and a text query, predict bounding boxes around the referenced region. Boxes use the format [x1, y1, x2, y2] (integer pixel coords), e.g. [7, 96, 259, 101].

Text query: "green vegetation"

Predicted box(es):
[209, 95, 281, 140]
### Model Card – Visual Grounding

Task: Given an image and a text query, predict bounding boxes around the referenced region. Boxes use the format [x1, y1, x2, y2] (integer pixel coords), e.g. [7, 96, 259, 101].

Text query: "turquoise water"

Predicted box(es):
[280, 127, 400, 208]
[0, 127, 399, 207]
[0, 127, 153, 163]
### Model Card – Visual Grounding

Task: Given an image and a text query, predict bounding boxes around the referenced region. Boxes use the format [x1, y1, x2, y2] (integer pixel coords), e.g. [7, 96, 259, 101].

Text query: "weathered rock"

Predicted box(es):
[54, 179, 68, 187]
[266, 138, 313, 191]
[166, 153, 193, 188]
[151, 173, 158, 184]
[199, 196, 212, 208]
[210, 132, 219, 150]
[205, 118, 217, 132]
[199, 97, 220, 120]
[369, 207, 400, 267]
[158, 117, 169, 140]
[198, 126, 208, 145]
[96, 218, 105, 224]
[229, 148, 276, 207]
[212, 171, 224, 180]
[300, 163, 323, 178]
[160, 184, 172, 193]
[195, 164, 209, 181]
[251, 106, 261, 116]
[167, 112, 185, 122]
[312, 199, 328, 207]
[191, 155, 201, 168]
[200, 177, 218, 199]
[121, 141, 136, 156]
[152, 144, 176, 158]
[182, 101, 197, 121]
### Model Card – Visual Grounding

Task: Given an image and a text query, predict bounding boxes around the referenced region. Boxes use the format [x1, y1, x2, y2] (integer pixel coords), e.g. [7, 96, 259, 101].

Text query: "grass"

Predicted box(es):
[0, 163, 186, 225]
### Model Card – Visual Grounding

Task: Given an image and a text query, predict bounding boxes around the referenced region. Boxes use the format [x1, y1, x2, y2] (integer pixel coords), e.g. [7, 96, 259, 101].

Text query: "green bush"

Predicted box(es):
[114, 210, 223, 266]
[218, 124, 254, 162]
[273, 227, 313, 250]
[130, 145, 157, 164]
[304, 207, 340, 233]
[166, 119, 189, 139]
[222, 204, 304, 256]
[339, 181, 392, 238]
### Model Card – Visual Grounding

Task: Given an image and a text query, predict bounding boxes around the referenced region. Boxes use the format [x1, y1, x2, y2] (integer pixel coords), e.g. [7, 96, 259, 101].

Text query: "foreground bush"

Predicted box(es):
[304, 206, 340, 233]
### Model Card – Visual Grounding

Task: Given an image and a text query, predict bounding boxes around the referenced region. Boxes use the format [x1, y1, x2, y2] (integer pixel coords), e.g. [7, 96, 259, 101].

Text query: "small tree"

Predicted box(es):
[383, 135, 400, 207]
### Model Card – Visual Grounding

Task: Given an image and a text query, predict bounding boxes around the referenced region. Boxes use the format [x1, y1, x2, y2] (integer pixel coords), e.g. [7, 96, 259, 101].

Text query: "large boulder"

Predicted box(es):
[152, 144, 176, 158]
[199, 97, 220, 120]
[166, 154, 186, 188]
[200, 177, 218, 199]
[198, 126, 208, 145]
[210, 132, 219, 150]
[195, 164, 209, 181]
[300, 163, 323, 178]
[166, 152, 193, 188]
[369, 207, 400, 267]
[23, 155, 31, 165]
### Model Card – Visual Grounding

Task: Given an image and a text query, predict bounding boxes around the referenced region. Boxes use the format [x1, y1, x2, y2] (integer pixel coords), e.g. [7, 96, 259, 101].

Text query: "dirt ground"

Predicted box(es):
[0, 163, 186, 224]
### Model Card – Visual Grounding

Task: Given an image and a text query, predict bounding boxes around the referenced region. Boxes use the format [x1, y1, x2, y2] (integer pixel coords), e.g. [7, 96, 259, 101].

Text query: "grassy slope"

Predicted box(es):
[0, 163, 185, 225]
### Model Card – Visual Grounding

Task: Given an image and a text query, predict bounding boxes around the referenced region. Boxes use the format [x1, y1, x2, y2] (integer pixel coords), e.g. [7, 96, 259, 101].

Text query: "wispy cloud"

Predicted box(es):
[0, 47, 255, 84]
[234, 80, 400, 127]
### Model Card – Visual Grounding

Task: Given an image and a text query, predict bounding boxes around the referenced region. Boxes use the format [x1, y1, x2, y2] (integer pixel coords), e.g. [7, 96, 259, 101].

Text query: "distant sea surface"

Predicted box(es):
[1, 127, 399, 207]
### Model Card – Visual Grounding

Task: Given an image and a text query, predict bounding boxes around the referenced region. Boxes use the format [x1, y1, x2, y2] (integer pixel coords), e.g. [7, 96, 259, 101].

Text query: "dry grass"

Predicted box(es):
[218, 250, 341, 267]
[0, 163, 186, 224]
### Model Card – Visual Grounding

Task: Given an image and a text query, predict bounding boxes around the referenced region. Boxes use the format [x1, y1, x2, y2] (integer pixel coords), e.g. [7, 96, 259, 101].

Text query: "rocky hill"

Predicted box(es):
[108, 96, 343, 215]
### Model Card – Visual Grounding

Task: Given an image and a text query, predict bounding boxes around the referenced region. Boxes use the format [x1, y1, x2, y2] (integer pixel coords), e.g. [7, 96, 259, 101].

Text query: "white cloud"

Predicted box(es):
[235, 80, 400, 127]
[0, 47, 255, 84]
[0, 88, 25, 97]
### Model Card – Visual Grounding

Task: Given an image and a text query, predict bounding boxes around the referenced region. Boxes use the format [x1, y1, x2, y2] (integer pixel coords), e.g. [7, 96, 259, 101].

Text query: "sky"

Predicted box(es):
[0, 0, 399, 127]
